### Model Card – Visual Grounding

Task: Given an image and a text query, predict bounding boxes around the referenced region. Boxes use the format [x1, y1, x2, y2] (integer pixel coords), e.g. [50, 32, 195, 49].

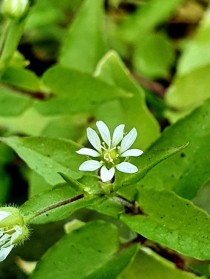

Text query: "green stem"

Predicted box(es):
[0, 17, 26, 78]
[24, 194, 85, 223]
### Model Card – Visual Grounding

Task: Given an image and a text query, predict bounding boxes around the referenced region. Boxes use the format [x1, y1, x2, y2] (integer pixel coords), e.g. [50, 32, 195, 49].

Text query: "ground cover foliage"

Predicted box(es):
[0, 0, 210, 278]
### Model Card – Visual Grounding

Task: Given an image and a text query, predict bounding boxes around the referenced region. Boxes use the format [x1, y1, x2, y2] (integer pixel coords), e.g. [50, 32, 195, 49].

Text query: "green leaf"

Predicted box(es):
[0, 136, 83, 185]
[121, 249, 201, 279]
[138, 99, 210, 199]
[36, 65, 130, 115]
[133, 33, 175, 79]
[30, 221, 136, 279]
[121, 188, 210, 260]
[0, 85, 33, 116]
[59, 0, 107, 73]
[94, 51, 160, 150]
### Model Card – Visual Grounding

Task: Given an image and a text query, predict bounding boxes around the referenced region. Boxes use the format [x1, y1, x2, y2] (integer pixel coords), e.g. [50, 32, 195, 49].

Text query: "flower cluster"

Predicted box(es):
[0, 207, 28, 261]
[76, 121, 143, 182]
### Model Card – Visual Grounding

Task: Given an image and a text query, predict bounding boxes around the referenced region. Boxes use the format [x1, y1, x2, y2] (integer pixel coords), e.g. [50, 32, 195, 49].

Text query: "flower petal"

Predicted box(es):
[96, 121, 111, 146]
[116, 162, 138, 173]
[121, 149, 143, 157]
[120, 128, 137, 153]
[112, 124, 125, 146]
[87, 127, 101, 151]
[79, 160, 102, 171]
[0, 211, 10, 221]
[0, 245, 13, 262]
[100, 166, 115, 182]
[76, 148, 100, 157]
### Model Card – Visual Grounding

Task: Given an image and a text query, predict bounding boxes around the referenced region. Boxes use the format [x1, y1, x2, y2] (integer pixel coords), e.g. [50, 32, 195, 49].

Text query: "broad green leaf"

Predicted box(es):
[120, 0, 184, 43]
[121, 188, 210, 260]
[0, 136, 83, 185]
[121, 249, 201, 279]
[0, 85, 33, 116]
[2, 67, 41, 92]
[30, 221, 136, 279]
[95, 51, 160, 150]
[20, 183, 93, 224]
[133, 33, 175, 79]
[59, 0, 107, 73]
[138, 99, 210, 199]
[36, 65, 131, 115]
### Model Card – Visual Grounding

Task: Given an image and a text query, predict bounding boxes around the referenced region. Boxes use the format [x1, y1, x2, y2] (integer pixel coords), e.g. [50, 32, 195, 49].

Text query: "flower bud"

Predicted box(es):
[1, 0, 29, 19]
[0, 207, 29, 261]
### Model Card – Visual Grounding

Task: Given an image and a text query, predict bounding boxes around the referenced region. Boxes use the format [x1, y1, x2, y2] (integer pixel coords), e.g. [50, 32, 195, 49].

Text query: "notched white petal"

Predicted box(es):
[112, 124, 125, 146]
[0, 211, 10, 221]
[116, 162, 138, 173]
[0, 245, 13, 262]
[96, 121, 111, 146]
[120, 128, 137, 153]
[76, 148, 100, 157]
[100, 166, 115, 182]
[79, 160, 102, 171]
[87, 128, 101, 151]
[121, 149, 143, 157]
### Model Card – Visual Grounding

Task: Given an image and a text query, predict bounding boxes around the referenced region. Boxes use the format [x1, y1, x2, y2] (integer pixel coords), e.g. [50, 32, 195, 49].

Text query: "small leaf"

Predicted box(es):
[121, 188, 210, 260]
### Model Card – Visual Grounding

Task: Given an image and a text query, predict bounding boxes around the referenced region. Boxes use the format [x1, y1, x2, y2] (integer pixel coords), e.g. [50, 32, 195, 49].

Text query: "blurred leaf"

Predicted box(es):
[36, 65, 131, 115]
[30, 221, 137, 279]
[0, 85, 33, 116]
[59, 0, 107, 73]
[0, 136, 83, 185]
[0, 108, 52, 136]
[2, 67, 41, 92]
[165, 65, 210, 112]
[95, 51, 160, 150]
[133, 33, 175, 79]
[177, 13, 210, 75]
[121, 188, 210, 260]
[120, 0, 184, 43]
[138, 99, 210, 199]
[121, 249, 201, 279]
[26, 0, 65, 30]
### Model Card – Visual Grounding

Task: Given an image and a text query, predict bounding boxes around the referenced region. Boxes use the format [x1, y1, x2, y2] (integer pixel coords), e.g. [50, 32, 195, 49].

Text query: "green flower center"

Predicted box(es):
[102, 148, 119, 164]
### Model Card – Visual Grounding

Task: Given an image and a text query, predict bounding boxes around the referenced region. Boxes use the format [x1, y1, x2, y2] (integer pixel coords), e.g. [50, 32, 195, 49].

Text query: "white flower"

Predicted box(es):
[76, 121, 143, 182]
[0, 208, 28, 261]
